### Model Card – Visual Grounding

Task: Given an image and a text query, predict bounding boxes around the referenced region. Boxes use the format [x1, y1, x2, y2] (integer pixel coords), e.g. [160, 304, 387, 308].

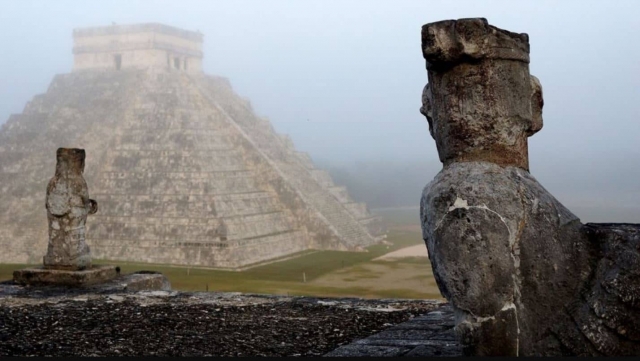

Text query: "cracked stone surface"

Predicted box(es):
[325, 304, 461, 357]
[419, 18, 640, 356]
[43, 148, 98, 270]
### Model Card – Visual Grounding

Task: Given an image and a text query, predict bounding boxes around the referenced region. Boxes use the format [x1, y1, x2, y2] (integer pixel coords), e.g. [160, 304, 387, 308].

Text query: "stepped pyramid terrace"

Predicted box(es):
[0, 23, 385, 269]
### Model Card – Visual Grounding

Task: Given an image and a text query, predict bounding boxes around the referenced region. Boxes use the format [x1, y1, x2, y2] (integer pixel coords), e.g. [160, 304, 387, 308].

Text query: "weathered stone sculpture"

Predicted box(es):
[12, 147, 171, 290]
[13, 149, 117, 286]
[43, 148, 98, 270]
[419, 18, 640, 356]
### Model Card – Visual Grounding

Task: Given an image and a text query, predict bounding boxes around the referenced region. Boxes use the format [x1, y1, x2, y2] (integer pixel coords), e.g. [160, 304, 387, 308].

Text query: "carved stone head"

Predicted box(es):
[420, 18, 543, 171]
[55, 148, 86, 176]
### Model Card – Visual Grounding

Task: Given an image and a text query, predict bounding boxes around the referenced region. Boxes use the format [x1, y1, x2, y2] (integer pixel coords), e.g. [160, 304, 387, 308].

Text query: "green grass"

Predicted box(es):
[0, 263, 27, 282]
[0, 210, 438, 299]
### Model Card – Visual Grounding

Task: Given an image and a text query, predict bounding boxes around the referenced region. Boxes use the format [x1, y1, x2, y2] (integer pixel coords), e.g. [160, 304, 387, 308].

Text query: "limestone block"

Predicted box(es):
[13, 265, 117, 287]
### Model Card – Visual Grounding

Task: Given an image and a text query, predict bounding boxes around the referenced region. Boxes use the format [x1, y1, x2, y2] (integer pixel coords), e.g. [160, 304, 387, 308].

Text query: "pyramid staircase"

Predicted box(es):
[0, 70, 385, 268]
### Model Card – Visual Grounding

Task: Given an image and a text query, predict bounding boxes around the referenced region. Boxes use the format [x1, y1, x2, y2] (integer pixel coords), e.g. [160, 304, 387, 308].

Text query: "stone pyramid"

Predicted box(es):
[0, 23, 384, 268]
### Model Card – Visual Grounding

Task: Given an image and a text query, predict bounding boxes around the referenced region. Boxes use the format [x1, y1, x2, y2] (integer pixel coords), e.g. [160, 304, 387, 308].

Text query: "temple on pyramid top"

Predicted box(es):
[0, 23, 385, 269]
[72, 23, 203, 73]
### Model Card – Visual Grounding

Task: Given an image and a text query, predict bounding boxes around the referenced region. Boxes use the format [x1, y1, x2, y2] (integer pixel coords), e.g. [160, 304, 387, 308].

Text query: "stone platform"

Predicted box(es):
[325, 304, 461, 357]
[0, 290, 444, 356]
[3, 271, 170, 296]
[13, 265, 118, 287]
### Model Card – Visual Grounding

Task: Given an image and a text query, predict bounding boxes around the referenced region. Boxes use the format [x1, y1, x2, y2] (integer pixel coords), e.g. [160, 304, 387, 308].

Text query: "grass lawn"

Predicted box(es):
[0, 210, 441, 299]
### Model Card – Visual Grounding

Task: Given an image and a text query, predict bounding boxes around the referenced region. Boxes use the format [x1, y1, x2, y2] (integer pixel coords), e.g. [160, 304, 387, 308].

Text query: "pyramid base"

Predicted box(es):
[13, 265, 117, 287]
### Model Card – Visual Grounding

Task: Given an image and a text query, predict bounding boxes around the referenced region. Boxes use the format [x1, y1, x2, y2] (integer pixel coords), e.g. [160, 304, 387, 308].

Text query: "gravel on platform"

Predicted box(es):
[0, 291, 442, 357]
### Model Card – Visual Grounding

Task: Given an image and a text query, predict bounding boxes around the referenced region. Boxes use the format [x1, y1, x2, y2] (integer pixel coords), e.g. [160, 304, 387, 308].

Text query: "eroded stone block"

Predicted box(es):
[13, 265, 117, 287]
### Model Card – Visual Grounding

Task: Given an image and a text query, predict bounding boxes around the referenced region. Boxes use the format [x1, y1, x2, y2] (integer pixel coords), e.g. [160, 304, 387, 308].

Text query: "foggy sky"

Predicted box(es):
[0, 0, 639, 219]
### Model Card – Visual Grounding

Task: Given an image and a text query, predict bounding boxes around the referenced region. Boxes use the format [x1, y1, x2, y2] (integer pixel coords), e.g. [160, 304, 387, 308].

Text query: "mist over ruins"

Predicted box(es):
[0, 1, 639, 357]
[0, 23, 385, 268]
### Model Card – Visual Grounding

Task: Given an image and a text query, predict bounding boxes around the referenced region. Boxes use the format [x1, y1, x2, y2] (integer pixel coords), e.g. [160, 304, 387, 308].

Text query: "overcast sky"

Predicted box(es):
[0, 0, 638, 217]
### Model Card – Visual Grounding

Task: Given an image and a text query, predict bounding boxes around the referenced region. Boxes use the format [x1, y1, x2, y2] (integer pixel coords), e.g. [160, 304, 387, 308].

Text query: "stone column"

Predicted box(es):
[43, 148, 98, 270]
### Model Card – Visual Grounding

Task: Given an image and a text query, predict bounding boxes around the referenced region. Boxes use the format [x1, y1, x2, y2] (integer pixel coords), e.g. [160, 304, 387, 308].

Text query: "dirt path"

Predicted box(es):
[373, 244, 428, 261]
[309, 257, 441, 299]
